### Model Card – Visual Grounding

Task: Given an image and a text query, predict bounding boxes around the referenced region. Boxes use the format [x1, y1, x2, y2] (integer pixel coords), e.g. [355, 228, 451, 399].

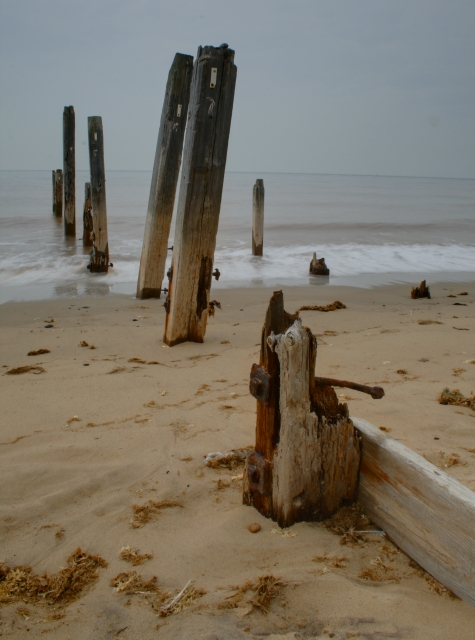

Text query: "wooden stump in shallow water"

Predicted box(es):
[87, 117, 109, 273]
[82, 183, 93, 247]
[52, 170, 63, 217]
[244, 292, 361, 528]
[252, 179, 264, 256]
[309, 252, 329, 275]
[411, 279, 430, 299]
[163, 44, 237, 346]
[136, 53, 193, 299]
[63, 106, 75, 236]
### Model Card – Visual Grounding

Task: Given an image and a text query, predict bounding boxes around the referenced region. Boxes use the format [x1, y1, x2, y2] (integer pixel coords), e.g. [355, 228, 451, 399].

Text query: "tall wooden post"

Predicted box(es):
[87, 117, 109, 273]
[163, 44, 237, 347]
[252, 179, 264, 256]
[244, 292, 361, 528]
[52, 170, 63, 217]
[63, 106, 75, 236]
[83, 182, 93, 247]
[136, 53, 193, 299]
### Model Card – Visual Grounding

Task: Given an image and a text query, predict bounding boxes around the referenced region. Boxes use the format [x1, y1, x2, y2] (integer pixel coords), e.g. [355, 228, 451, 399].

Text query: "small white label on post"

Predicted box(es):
[210, 67, 217, 88]
[177, 104, 182, 117]
[94, 133, 97, 141]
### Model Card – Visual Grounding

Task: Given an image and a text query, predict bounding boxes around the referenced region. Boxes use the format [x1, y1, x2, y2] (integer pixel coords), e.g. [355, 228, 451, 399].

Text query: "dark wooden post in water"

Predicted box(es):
[63, 106, 75, 236]
[83, 182, 93, 247]
[411, 280, 430, 299]
[136, 53, 193, 299]
[52, 170, 63, 217]
[163, 44, 237, 346]
[252, 179, 264, 256]
[243, 291, 361, 528]
[87, 117, 109, 273]
[309, 252, 329, 275]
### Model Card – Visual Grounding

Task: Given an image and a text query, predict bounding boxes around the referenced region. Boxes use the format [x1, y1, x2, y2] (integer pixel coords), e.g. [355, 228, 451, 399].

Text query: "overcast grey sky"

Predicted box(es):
[1, 0, 474, 178]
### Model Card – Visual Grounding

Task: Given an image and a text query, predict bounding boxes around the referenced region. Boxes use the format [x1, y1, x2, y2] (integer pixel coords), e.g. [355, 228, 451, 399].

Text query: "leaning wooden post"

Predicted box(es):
[52, 170, 63, 217]
[252, 179, 264, 256]
[63, 106, 75, 236]
[137, 53, 193, 299]
[87, 117, 109, 273]
[244, 292, 361, 527]
[163, 44, 237, 346]
[82, 182, 93, 247]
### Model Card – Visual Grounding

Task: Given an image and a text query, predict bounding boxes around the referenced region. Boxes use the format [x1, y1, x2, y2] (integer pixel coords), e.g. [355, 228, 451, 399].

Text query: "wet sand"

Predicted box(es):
[0, 282, 474, 638]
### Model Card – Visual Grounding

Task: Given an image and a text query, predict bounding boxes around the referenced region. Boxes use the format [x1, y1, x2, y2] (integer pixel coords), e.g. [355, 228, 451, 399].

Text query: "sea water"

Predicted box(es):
[0, 170, 474, 303]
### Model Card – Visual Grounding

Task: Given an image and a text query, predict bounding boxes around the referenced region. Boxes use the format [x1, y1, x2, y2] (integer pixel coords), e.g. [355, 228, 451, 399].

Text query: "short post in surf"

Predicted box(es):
[163, 44, 237, 346]
[309, 252, 329, 275]
[87, 116, 109, 273]
[136, 52, 194, 299]
[52, 170, 63, 217]
[252, 179, 264, 256]
[243, 291, 361, 528]
[82, 182, 93, 248]
[63, 106, 76, 236]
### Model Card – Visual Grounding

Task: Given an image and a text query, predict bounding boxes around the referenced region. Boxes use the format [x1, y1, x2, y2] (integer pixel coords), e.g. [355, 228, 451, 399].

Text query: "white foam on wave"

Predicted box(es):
[0, 243, 474, 292]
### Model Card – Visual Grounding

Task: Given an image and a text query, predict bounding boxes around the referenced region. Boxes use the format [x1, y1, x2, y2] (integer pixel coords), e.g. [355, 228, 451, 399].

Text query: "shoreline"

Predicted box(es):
[1, 280, 474, 638]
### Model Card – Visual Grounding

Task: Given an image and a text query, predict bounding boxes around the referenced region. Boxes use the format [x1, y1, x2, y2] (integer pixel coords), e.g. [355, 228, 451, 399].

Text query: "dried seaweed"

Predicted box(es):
[438, 388, 475, 410]
[204, 448, 251, 470]
[79, 341, 89, 347]
[358, 556, 399, 582]
[159, 580, 206, 616]
[6, 365, 45, 375]
[130, 500, 184, 529]
[110, 571, 161, 594]
[0, 548, 107, 606]
[27, 349, 50, 356]
[300, 301, 346, 312]
[219, 575, 285, 614]
[119, 546, 153, 566]
[408, 559, 458, 598]
[418, 320, 443, 325]
[324, 503, 374, 545]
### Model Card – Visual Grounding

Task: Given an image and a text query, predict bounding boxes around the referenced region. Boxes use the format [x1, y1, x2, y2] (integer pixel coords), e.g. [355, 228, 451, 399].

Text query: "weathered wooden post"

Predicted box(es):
[252, 179, 264, 256]
[87, 117, 109, 273]
[63, 106, 75, 236]
[163, 44, 237, 346]
[52, 170, 63, 217]
[411, 280, 430, 299]
[136, 53, 193, 299]
[244, 291, 361, 528]
[82, 182, 93, 247]
[309, 252, 329, 275]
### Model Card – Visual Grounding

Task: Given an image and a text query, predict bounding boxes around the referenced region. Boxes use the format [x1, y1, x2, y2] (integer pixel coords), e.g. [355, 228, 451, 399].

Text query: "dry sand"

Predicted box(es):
[0, 281, 474, 639]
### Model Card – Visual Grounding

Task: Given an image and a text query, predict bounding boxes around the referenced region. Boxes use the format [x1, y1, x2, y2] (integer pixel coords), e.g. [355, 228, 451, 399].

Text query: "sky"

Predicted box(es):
[0, 0, 474, 178]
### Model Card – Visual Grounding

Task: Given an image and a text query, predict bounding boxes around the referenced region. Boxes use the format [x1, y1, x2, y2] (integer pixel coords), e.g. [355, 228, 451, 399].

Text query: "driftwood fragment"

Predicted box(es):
[244, 292, 361, 527]
[309, 252, 329, 276]
[314, 377, 384, 400]
[252, 179, 264, 256]
[411, 280, 431, 299]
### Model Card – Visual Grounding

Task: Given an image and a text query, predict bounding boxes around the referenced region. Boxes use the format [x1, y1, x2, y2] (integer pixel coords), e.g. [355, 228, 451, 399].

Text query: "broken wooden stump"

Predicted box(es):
[252, 179, 264, 256]
[354, 417, 475, 607]
[82, 182, 93, 247]
[163, 44, 237, 346]
[63, 106, 75, 236]
[411, 279, 430, 299]
[52, 170, 63, 217]
[87, 116, 109, 273]
[136, 52, 193, 299]
[309, 252, 329, 276]
[243, 291, 361, 527]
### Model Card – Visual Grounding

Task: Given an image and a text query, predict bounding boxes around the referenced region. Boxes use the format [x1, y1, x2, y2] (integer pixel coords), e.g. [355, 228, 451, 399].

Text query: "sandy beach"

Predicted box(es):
[1, 281, 474, 639]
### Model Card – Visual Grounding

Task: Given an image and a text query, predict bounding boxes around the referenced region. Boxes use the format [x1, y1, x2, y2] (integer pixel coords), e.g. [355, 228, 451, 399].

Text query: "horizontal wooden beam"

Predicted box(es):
[353, 417, 475, 608]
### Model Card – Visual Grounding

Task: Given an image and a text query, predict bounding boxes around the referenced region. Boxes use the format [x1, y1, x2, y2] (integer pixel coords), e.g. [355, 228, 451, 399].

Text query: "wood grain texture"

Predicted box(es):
[353, 417, 475, 608]
[163, 44, 237, 346]
[52, 170, 63, 217]
[136, 53, 193, 299]
[87, 116, 109, 273]
[252, 178, 264, 256]
[82, 182, 93, 247]
[62, 106, 75, 236]
[272, 320, 360, 527]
